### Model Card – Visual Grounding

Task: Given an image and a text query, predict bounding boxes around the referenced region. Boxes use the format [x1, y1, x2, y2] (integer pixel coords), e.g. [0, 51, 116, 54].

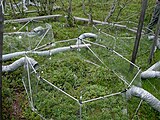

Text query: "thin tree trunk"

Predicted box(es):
[9, 0, 16, 17]
[148, 15, 160, 64]
[105, 0, 117, 22]
[82, 0, 93, 25]
[67, 0, 74, 26]
[130, 0, 148, 71]
[0, 3, 4, 118]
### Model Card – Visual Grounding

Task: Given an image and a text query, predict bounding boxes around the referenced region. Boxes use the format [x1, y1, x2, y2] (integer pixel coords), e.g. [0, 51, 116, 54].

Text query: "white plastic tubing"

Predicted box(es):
[2, 44, 91, 61]
[76, 33, 98, 45]
[126, 86, 160, 112]
[2, 57, 38, 72]
[141, 61, 160, 79]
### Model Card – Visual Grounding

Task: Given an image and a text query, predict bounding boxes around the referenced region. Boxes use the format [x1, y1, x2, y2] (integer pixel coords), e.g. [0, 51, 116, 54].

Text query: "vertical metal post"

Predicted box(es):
[79, 103, 82, 120]
[0, 1, 4, 119]
[130, 0, 148, 70]
[79, 91, 82, 120]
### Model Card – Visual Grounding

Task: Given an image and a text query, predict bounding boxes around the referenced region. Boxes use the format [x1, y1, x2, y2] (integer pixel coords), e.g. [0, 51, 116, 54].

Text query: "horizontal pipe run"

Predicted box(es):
[3, 44, 91, 61]
[141, 71, 160, 79]
[141, 61, 160, 79]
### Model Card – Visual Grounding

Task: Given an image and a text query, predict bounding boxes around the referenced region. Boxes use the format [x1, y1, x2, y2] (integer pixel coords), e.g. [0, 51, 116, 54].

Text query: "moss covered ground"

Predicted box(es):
[2, 0, 160, 119]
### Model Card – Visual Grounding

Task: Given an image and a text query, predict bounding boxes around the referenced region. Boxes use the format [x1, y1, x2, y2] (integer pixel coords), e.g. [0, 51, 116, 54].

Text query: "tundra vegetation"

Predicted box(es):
[2, 0, 160, 119]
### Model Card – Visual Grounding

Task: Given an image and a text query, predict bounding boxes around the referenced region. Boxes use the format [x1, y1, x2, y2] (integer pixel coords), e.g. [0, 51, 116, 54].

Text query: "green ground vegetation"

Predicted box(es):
[2, 0, 160, 119]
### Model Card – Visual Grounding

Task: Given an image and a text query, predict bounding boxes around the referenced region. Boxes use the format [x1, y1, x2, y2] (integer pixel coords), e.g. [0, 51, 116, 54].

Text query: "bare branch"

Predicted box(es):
[105, 0, 117, 22]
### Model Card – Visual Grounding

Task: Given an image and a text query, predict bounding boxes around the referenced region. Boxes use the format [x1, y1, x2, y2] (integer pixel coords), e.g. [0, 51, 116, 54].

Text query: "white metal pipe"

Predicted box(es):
[3, 44, 91, 61]
[126, 86, 160, 112]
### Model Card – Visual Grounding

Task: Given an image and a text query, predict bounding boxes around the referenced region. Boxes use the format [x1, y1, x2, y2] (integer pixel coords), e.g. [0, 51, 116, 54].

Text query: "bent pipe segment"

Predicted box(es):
[126, 86, 160, 112]
[2, 57, 38, 72]
[76, 33, 97, 45]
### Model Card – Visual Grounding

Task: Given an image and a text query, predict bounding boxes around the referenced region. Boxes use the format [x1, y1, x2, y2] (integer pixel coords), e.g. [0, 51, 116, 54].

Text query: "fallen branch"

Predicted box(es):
[74, 16, 138, 33]
[4, 14, 62, 23]
[2, 57, 38, 72]
[2, 44, 91, 61]
[4, 15, 139, 33]
[4, 31, 32, 35]
[126, 85, 160, 112]
[4, 6, 61, 16]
